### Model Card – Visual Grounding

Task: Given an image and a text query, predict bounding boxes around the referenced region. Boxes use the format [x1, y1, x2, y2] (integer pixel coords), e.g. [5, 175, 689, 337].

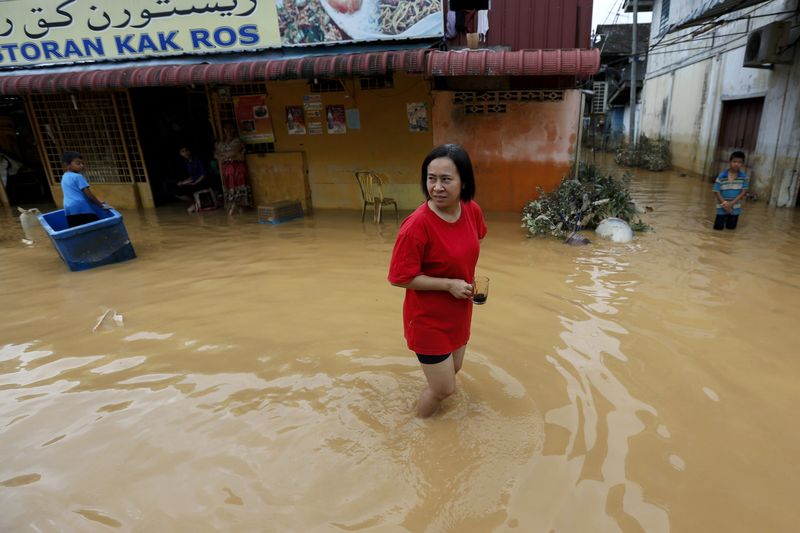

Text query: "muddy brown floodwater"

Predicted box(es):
[1, 165, 799, 532]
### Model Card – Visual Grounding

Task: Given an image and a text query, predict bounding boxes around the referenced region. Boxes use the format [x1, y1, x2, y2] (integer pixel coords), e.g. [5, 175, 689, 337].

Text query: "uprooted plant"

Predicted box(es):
[521, 162, 651, 239]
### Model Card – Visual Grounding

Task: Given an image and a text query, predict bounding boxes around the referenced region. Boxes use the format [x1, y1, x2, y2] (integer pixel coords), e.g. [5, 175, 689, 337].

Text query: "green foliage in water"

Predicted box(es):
[615, 135, 672, 171]
[521, 163, 650, 238]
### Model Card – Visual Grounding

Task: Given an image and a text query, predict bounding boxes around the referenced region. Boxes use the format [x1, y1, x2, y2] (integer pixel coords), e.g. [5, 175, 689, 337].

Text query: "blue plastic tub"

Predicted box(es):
[38, 208, 136, 271]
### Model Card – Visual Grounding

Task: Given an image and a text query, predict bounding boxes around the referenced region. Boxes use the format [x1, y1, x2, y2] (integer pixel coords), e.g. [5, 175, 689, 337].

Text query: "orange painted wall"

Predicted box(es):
[432, 90, 580, 212]
[267, 74, 434, 210]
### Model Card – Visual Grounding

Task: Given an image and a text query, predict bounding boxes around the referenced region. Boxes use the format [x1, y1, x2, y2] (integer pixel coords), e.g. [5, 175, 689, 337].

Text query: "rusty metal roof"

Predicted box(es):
[427, 49, 600, 76]
[0, 48, 600, 95]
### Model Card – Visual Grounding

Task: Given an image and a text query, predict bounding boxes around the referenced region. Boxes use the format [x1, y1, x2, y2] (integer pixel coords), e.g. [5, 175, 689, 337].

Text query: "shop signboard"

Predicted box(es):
[0, 0, 444, 69]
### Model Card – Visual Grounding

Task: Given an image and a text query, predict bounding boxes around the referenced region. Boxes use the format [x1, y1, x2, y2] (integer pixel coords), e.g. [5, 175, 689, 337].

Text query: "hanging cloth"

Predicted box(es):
[446, 11, 457, 39]
[477, 10, 489, 41]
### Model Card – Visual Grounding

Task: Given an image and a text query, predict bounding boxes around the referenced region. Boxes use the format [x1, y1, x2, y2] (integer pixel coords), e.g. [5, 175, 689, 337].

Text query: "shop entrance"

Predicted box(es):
[130, 87, 216, 206]
[0, 97, 51, 208]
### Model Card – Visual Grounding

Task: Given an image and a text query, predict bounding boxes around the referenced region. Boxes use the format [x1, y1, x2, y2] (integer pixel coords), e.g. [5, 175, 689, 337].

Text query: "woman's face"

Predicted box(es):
[426, 157, 462, 211]
[223, 124, 236, 138]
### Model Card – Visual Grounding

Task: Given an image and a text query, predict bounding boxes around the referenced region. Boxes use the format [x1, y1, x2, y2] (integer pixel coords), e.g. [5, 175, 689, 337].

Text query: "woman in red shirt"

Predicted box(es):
[388, 144, 487, 417]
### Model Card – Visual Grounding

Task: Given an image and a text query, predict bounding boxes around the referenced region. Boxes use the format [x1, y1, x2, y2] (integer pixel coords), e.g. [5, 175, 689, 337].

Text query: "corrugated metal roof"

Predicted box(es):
[0, 50, 427, 95]
[485, 0, 594, 50]
[427, 49, 599, 77]
[596, 24, 651, 55]
[0, 48, 600, 94]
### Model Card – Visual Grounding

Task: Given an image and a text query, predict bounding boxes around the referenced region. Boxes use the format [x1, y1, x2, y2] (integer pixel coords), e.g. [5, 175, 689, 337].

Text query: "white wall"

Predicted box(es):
[640, 0, 800, 202]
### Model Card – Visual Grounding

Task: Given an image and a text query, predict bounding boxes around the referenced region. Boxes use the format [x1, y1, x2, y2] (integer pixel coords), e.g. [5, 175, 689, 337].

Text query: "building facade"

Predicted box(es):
[592, 23, 651, 150]
[0, 1, 599, 213]
[638, 0, 800, 206]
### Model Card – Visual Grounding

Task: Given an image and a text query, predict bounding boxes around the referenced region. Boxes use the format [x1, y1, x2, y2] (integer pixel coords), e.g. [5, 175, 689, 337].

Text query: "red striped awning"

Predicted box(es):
[0, 48, 599, 95]
[427, 49, 600, 77]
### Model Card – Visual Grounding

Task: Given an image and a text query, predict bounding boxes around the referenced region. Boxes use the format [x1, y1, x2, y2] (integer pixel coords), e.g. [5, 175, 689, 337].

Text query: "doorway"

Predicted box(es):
[714, 97, 764, 180]
[130, 87, 216, 206]
[0, 97, 52, 207]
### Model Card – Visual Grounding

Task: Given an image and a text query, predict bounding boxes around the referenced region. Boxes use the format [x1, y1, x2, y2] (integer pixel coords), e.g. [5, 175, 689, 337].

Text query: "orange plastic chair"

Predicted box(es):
[355, 171, 398, 223]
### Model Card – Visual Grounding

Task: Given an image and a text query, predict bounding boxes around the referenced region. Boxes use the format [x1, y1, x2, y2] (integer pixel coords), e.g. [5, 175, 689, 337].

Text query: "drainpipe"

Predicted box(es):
[629, 0, 638, 147]
[575, 89, 594, 176]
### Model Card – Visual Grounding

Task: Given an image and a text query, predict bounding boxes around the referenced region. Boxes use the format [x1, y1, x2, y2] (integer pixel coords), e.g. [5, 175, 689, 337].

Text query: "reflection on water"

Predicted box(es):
[1, 167, 799, 532]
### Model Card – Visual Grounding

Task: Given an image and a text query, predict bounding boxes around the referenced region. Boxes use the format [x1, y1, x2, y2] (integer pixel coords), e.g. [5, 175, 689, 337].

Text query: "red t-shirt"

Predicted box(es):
[388, 200, 487, 354]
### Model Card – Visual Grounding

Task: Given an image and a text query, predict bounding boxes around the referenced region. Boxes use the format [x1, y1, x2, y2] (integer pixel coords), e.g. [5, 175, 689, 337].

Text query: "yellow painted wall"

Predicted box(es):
[50, 183, 145, 210]
[265, 73, 434, 210]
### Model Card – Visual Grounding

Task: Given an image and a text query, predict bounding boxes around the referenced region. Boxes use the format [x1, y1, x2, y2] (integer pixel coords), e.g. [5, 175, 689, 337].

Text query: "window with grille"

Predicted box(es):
[591, 82, 607, 114]
[309, 78, 345, 93]
[454, 90, 564, 113]
[213, 83, 274, 154]
[660, 0, 671, 34]
[360, 75, 394, 90]
[28, 91, 147, 185]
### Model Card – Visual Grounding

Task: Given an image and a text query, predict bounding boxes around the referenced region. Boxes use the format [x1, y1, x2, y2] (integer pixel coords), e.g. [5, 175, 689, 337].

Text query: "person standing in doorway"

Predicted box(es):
[214, 121, 252, 215]
[60, 151, 110, 228]
[712, 151, 749, 230]
[388, 144, 487, 418]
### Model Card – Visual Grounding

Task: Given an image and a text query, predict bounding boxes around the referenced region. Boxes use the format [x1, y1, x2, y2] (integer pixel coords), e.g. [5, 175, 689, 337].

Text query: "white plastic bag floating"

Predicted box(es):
[18, 207, 42, 244]
[93, 308, 124, 332]
[595, 217, 633, 243]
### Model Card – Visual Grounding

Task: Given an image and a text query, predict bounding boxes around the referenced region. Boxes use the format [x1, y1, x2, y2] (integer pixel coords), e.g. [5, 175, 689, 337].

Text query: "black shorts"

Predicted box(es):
[416, 353, 451, 365]
[713, 214, 739, 230]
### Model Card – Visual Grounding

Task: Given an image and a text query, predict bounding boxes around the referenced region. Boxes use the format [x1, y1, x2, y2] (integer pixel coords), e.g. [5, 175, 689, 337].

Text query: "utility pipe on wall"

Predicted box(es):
[630, 0, 638, 146]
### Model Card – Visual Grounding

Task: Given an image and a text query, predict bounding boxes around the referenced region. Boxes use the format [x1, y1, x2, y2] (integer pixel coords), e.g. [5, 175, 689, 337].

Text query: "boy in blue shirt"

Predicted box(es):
[712, 151, 749, 230]
[61, 151, 110, 228]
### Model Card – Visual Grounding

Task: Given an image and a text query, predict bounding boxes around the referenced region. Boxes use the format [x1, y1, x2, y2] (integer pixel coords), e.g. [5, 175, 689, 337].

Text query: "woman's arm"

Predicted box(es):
[391, 275, 473, 299]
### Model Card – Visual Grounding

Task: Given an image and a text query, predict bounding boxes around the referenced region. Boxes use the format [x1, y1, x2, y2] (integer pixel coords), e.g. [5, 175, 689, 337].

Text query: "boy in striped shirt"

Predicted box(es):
[712, 151, 749, 230]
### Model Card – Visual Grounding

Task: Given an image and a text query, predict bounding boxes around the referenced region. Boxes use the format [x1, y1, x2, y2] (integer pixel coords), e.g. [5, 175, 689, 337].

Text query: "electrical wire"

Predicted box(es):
[649, 1, 788, 51]
[595, 0, 628, 53]
[651, 9, 797, 50]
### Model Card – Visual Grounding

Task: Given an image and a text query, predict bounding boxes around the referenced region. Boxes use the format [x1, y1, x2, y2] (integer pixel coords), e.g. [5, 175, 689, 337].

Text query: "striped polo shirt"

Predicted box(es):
[712, 170, 749, 215]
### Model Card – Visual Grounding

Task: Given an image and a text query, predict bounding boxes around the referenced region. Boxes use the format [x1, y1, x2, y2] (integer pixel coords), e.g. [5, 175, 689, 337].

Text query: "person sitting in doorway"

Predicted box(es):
[176, 146, 210, 213]
[61, 151, 111, 228]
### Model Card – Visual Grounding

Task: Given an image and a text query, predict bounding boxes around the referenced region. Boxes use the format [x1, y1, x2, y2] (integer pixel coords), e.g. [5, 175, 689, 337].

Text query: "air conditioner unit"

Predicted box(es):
[743, 21, 794, 68]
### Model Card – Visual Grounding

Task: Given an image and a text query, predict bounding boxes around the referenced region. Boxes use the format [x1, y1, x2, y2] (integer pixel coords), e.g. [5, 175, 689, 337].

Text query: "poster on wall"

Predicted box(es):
[286, 106, 306, 135]
[234, 95, 275, 144]
[326, 105, 347, 134]
[308, 122, 324, 135]
[303, 94, 323, 110]
[406, 102, 429, 132]
[0, 1, 443, 69]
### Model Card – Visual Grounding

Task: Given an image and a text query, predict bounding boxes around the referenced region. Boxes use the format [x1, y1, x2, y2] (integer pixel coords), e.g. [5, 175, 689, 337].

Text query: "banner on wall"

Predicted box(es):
[326, 105, 346, 134]
[286, 106, 306, 135]
[0, 0, 444, 68]
[234, 94, 274, 143]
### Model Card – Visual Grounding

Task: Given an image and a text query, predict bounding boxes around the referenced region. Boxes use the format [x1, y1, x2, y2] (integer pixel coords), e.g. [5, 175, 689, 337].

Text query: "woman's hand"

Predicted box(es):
[447, 279, 473, 299]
